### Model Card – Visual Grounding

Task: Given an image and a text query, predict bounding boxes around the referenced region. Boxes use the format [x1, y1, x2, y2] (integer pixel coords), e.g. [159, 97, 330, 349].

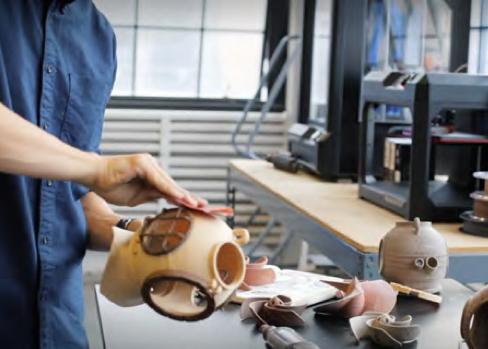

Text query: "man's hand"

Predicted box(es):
[82, 153, 207, 207]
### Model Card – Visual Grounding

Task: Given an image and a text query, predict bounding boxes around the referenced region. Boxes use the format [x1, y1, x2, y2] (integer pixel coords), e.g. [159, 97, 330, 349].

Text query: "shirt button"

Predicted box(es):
[47, 180, 53, 187]
[41, 236, 49, 245]
[42, 123, 48, 131]
[46, 65, 56, 74]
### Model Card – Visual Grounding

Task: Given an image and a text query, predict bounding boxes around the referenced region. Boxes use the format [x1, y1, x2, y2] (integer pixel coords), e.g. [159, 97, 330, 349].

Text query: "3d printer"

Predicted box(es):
[358, 71, 488, 222]
[287, 0, 367, 180]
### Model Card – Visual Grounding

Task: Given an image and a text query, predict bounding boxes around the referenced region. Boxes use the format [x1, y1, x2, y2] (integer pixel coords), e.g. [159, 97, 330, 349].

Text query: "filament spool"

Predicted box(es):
[473, 171, 488, 194]
[474, 199, 488, 220]
[461, 172, 488, 237]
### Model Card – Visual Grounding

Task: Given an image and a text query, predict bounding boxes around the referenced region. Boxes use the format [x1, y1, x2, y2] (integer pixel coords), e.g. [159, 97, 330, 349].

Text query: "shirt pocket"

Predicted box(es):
[62, 73, 111, 152]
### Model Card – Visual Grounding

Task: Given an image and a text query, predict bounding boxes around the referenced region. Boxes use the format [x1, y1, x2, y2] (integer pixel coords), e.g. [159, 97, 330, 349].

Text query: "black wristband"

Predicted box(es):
[116, 217, 133, 230]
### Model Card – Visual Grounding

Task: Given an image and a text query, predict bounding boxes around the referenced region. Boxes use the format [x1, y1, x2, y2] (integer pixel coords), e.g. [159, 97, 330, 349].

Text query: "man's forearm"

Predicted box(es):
[82, 192, 120, 251]
[82, 192, 142, 251]
[0, 103, 99, 184]
[0, 103, 204, 208]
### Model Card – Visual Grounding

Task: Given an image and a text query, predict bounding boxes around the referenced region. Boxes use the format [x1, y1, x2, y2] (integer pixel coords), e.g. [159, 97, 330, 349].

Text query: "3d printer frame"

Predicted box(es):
[358, 71, 488, 222]
[296, 0, 470, 181]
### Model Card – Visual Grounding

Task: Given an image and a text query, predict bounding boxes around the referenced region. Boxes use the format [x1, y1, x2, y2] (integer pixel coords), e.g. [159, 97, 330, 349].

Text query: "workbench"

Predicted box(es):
[227, 159, 488, 282]
[95, 279, 473, 349]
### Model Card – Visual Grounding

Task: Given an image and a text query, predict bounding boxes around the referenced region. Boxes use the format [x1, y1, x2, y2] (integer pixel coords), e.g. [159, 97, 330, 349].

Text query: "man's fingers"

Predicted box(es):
[98, 153, 207, 208]
[146, 156, 199, 207]
[178, 189, 198, 208]
[136, 155, 186, 201]
[141, 189, 165, 204]
[190, 192, 208, 207]
[130, 155, 198, 207]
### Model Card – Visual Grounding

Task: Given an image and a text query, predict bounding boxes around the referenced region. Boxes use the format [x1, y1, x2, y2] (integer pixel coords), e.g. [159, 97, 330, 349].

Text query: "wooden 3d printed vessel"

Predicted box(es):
[461, 285, 488, 349]
[379, 218, 448, 293]
[101, 207, 249, 321]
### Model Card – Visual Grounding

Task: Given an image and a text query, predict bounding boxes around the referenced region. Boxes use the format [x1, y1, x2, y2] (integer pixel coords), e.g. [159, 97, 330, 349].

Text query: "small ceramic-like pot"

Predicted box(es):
[239, 256, 280, 290]
[379, 218, 448, 293]
[461, 286, 488, 349]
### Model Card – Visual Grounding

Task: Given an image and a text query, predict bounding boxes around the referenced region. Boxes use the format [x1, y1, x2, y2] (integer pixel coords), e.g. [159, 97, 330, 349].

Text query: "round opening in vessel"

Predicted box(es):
[213, 242, 245, 288]
[142, 275, 214, 321]
[425, 257, 439, 271]
[149, 279, 175, 297]
[414, 258, 425, 269]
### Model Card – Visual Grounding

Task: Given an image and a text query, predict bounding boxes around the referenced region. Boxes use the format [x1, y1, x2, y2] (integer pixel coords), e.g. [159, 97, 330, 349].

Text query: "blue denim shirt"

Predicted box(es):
[0, 0, 116, 347]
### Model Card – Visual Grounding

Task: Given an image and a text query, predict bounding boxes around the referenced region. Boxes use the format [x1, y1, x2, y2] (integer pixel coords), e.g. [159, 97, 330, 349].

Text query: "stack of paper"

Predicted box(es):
[233, 269, 341, 306]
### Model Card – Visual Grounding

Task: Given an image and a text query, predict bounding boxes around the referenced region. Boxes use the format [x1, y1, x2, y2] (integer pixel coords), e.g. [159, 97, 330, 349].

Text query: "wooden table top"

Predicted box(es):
[229, 159, 488, 254]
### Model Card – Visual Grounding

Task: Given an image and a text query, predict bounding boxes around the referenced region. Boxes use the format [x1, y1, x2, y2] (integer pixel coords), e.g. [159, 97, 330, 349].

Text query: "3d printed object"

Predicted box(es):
[350, 312, 420, 348]
[313, 278, 397, 318]
[100, 207, 249, 321]
[461, 285, 488, 349]
[461, 172, 488, 237]
[379, 218, 448, 293]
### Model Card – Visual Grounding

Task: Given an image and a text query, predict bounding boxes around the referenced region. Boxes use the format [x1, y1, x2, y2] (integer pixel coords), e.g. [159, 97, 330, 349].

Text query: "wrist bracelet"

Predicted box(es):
[116, 217, 134, 230]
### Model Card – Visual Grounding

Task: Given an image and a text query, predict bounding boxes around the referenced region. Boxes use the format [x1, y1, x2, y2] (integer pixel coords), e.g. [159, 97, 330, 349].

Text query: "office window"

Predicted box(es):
[366, 0, 452, 72]
[93, 0, 267, 99]
[308, 0, 333, 126]
[423, 0, 451, 71]
[469, 0, 488, 74]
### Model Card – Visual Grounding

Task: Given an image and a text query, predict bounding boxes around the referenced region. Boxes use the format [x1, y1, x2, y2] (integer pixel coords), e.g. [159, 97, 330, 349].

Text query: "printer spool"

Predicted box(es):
[461, 172, 488, 237]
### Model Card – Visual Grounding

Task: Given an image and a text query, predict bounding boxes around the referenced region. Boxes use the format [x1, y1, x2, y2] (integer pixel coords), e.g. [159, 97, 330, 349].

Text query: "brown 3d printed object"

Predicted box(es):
[350, 312, 420, 348]
[461, 285, 488, 349]
[240, 295, 306, 327]
[100, 207, 249, 321]
[313, 278, 397, 318]
[379, 217, 448, 293]
[461, 172, 488, 237]
[239, 256, 280, 291]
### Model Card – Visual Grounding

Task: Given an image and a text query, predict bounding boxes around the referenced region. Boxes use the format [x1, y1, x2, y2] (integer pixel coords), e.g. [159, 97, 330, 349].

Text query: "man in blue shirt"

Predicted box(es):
[0, 0, 205, 347]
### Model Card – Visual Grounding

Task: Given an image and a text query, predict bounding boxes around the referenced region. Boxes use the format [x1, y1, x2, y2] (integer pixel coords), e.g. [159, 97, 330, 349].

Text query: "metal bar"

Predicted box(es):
[358, 253, 381, 280]
[245, 207, 261, 228]
[297, 0, 316, 124]
[226, 167, 236, 228]
[269, 229, 294, 264]
[232, 35, 301, 158]
[448, 253, 488, 283]
[107, 96, 284, 112]
[232, 36, 294, 157]
[229, 166, 368, 278]
[246, 39, 303, 158]
[245, 218, 276, 257]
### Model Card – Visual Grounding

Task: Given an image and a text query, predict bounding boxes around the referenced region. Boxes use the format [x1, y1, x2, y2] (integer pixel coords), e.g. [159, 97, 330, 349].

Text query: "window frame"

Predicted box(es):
[107, 96, 276, 111]
[297, 0, 317, 124]
[298, 0, 369, 179]
[106, 0, 289, 111]
[436, 0, 471, 72]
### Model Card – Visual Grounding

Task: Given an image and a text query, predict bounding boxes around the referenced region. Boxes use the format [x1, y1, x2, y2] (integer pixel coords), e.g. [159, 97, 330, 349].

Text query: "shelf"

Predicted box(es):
[364, 179, 473, 209]
[432, 132, 488, 145]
